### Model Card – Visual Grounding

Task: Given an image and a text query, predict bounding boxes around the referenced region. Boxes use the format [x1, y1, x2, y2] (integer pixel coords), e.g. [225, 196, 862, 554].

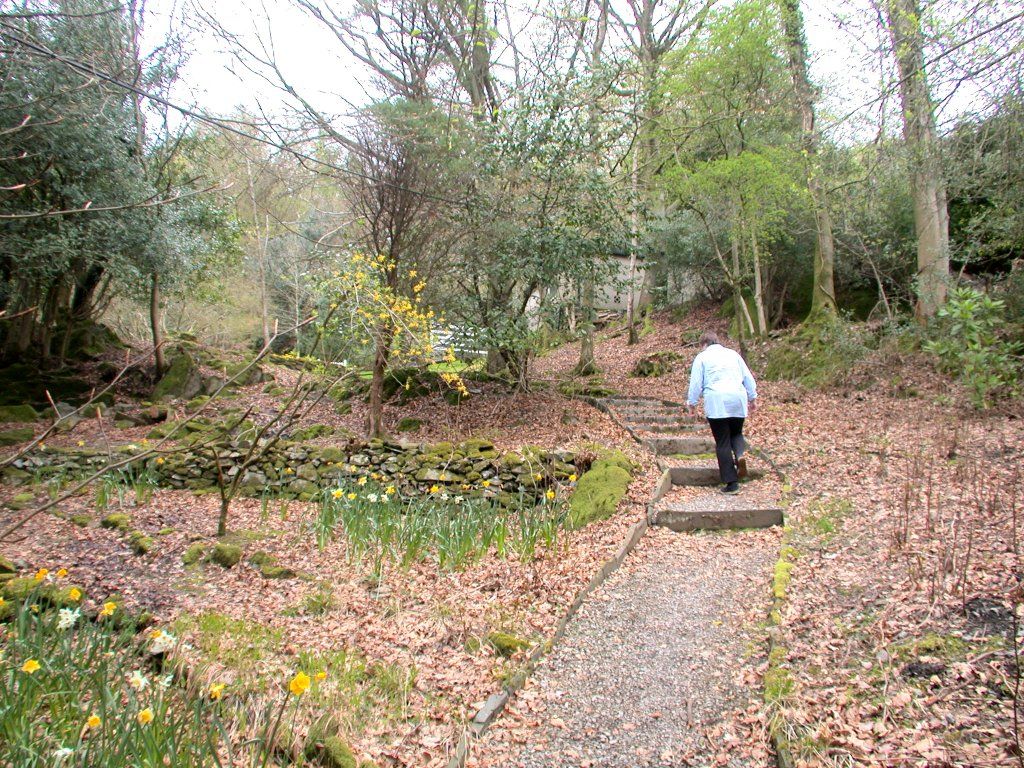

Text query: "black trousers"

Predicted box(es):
[707, 417, 745, 484]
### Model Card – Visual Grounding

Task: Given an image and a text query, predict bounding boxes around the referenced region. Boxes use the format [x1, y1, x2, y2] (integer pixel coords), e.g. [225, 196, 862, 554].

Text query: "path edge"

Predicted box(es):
[445, 513, 650, 768]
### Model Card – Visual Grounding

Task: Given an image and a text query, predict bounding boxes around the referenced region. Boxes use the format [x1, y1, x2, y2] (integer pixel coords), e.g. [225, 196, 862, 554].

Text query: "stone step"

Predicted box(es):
[652, 505, 783, 532]
[621, 414, 693, 426]
[601, 397, 681, 407]
[638, 423, 706, 434]
[666, 466, 763, 486]
[642, 436, 716, 455]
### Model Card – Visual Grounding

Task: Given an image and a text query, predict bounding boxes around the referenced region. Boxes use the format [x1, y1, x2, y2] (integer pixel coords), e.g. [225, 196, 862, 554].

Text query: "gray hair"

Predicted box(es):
[699, 331, 720, 347]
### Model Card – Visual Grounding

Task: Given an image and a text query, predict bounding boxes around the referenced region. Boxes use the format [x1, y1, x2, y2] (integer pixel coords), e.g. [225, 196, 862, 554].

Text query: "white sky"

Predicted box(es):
[145, 0, 975, 142]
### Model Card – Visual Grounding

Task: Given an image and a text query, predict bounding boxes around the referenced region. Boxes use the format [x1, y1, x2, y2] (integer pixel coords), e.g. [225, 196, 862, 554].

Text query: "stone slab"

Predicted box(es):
[643, 436, 716, 455]
[668, 466, 722, 485]
[652, 506, 783, 532]
[643, 423, 706, 434]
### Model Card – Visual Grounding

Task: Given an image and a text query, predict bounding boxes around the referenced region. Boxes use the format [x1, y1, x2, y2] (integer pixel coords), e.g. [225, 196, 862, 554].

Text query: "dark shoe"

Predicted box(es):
[722, 482, 740, 495]
[736, 458, 748, 479]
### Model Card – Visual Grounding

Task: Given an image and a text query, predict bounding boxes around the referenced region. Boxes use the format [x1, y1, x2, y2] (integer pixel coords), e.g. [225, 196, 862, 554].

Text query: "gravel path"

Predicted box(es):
[478, 525, 778, 768]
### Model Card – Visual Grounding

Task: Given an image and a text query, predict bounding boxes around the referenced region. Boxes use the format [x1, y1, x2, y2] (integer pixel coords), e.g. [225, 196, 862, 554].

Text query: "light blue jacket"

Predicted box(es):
[686, 344, 757, 419]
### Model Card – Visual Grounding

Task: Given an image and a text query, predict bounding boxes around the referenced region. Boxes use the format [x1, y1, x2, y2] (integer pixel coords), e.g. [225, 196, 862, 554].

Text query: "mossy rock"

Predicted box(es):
[590, 448, 635, 474]
[488, 631, 530, 658]
[292, 424, 335, 441]
[0, 556, 15, 575]
[69, 514, 92, 528]
[395, 417, 423, 433]
[182, 542, 207, 565]
[0, 427, 34, 446]
[631, 351, 682, 378]
[0, 404, 38, 422]
[568, 462, 632, 529]
[157, 527, 175, 536]
[153, 351, 205, 402]
[100, 513, 131, 531]
[186, 395, 210, 410]
[223, 361, 268, 386]
[210, 543, 243, 568]
[304, 732, 358, 768]
[127, 530, 153, 555]
[6, 492, 35, 510]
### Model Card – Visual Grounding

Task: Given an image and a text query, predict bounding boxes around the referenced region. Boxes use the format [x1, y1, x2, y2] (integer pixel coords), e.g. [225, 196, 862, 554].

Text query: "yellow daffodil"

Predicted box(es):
[21, 659, 40, 674]
[356, 476, 367, 486]
[289, 671, 311, 696]
[315, 671, 327, 681]
[429, 485, 440, 494]
[546, 489, 556, 501]
[99, 602, 117, 618]
[284, 467, 294, 475]
[30, 604, 39, 613]
[67, 588, 82, 602]
[385, 486, 396, 495]
[156, 457, 165, 465]
[209, 682, 226, 700]
[137, 708, 154, 725]
[86, 714, 101, 729]
[76, 440, 85, 447]
[569, 474, 578, 482]
[346, 492, 357, 500]
[534, 473, 542, 481]
[481, 480, 491, 488]
[0, 597, 5, 607]
[331, 489, 344, 499]
[34, 568, 49, 581]
[56, 568, 68, 578]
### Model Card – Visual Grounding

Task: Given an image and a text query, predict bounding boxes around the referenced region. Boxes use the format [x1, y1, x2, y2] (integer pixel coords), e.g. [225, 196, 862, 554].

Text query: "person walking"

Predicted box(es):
[686, 331, 758, 494]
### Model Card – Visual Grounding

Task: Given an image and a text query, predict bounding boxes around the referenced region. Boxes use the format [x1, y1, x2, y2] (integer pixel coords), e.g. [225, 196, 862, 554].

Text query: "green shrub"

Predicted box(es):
[924, 286, 1022, 408]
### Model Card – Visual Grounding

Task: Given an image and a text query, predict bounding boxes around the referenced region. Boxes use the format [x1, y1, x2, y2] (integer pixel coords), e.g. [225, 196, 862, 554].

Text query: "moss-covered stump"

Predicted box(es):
[100, 513, 131, 531]
[210, 543, 243, 568]
[248, 551, 297, 579]
[182, 542, 207, 565]
[631, 351, 682, 377]
[568, 450, 635, 529]
[127, 530, 153, 555]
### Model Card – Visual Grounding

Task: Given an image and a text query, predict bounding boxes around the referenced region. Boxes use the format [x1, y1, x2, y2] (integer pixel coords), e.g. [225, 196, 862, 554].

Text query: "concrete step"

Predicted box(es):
[643, 436, 716, 455]
[652, 505, 783, 532]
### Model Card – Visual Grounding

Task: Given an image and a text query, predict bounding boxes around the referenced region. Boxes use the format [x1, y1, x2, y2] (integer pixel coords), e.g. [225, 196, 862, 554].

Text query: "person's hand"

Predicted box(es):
[687, 405, 698, 419]
[748, 399, 758, 419]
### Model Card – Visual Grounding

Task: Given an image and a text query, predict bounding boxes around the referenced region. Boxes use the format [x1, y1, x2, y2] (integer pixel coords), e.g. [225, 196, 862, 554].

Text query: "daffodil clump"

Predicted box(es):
[313, 475, 572, 569]
[0, 574, 221, 767]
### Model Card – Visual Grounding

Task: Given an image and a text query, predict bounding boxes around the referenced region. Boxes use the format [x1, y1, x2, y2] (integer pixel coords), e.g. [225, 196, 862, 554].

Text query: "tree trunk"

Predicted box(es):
[366, 322, 394, 439]
[627, 147, 641, 345]
[576, 278, 597, 375]
[576, 0, 609, 373]
[779, 0, 837, 316]
[150, 272, 165, 379]
[884, 0, 950, 321]
[751, 229, 768, 335]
